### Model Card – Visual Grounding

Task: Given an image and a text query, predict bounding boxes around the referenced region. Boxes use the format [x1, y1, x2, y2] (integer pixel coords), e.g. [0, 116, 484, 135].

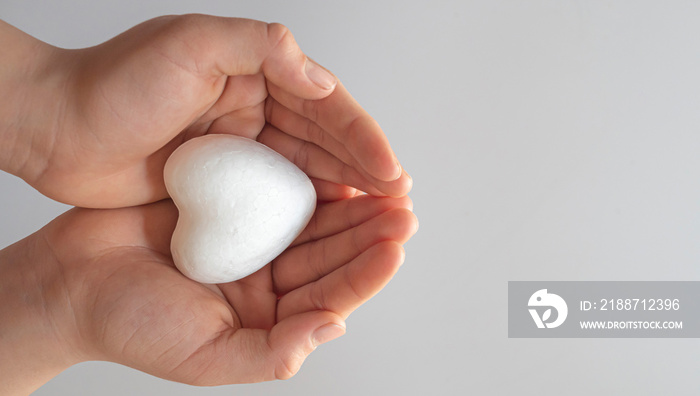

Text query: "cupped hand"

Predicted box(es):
[38, 194, 416, 384]
[14, 15, 411, 208]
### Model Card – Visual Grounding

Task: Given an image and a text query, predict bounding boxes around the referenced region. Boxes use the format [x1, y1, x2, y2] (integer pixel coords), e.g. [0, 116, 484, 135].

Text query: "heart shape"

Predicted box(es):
[164, 134, 316, 284]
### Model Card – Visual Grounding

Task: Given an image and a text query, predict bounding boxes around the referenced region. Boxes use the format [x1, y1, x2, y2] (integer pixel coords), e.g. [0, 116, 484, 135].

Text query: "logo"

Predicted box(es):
[528, 289, 568, 328]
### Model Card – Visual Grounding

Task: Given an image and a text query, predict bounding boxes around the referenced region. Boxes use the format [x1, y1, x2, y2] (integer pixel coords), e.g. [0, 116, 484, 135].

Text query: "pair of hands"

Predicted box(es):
[0, 15, 416, 393]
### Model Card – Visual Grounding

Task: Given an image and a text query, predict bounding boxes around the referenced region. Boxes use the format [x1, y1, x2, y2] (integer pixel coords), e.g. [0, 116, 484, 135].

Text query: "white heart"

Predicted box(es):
[164, 134, 316, 284]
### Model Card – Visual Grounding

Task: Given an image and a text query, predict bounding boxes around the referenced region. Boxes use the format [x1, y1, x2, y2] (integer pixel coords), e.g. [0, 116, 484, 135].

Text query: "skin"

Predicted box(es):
[0, 15, 412, 208]
[0, 196, 417, 394]
[0, 15, 417, 394]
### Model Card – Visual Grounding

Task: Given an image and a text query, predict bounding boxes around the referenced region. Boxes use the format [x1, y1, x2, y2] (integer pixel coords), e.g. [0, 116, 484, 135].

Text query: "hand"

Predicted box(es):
[0, 194, 416, 392]
[1, 15, 411, 208]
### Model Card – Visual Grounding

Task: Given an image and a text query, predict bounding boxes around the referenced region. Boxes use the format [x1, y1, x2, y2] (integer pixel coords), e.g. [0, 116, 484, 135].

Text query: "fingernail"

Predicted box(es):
[392, 160, 403, 180]
[311, 323, 346, 348]
[305, 58, 337, 90]
[402, 167, 413, 194]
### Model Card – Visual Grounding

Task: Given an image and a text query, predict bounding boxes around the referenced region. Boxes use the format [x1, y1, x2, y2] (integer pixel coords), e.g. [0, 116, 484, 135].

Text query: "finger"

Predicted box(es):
[164, 15, 336, 100]
[310, 178, 357, 202]
[266, 95, 412, 196]
[182, 310, 345, 384]
[206, 100, 266, 140]
[200, 73, 268, 123]
[273, 208, 418, 295]
[265, 95, 354, 168]
[196, 73, 267, 139]
[277, 241, 405, 322]
[294, 195, 414, 246]
[258, 124, 412, 197]
[267, 80, 405, 183]
[257, 124, 384, 195]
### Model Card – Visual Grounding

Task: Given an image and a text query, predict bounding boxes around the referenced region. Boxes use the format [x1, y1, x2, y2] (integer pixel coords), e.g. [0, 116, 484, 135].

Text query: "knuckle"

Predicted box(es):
[307, 119, 326, 146]
[274, 353, 301, 380]
[347, 269, 365, 301]
[294, 142, 311, 170]
[154, 14, 216, 61]
[168, 13, 210, 33]
[312, 281, 330, 311]
[303, 99, 321, 123]
[310, 240, 329, 279]
[266, 22, 294, 50]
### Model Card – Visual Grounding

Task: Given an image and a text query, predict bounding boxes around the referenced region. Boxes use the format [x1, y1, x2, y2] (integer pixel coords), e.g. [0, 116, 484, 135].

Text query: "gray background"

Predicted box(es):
[2, 0, 700, 395]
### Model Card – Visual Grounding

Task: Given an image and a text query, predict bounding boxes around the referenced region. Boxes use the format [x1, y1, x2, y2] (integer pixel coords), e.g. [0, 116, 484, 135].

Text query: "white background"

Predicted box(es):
[2, 1, 700, 395]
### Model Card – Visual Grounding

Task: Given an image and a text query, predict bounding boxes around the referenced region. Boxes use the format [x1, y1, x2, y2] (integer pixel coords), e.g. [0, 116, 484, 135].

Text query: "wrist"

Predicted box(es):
[0, 20, 70, 183]
[0, 230, 87, 395]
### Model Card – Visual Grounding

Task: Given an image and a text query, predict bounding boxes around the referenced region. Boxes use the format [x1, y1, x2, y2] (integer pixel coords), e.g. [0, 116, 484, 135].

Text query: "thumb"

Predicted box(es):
[186, 310, 346, 385]
[267, 310, 347, 380]
[161, 15, 337, 99]
[263, 23, 339, 97]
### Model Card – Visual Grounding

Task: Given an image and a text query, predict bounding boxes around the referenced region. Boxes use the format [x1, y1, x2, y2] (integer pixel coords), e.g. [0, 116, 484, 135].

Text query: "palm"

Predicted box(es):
[90, 248, 279, 384]
[43, 195, 416, 384]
